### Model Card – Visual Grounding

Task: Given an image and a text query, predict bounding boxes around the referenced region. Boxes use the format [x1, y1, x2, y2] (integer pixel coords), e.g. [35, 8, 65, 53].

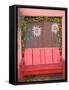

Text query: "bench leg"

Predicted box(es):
[18, 64, 24, 81]
[62, 64, 65, 80]
[62, 69, 65, 79]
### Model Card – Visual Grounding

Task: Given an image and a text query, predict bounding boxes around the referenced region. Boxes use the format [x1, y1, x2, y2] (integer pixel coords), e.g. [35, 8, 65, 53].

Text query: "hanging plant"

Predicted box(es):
[56, 23, 62, 48]
[20, 16, 25, 51]
[24, 16, 62, 24]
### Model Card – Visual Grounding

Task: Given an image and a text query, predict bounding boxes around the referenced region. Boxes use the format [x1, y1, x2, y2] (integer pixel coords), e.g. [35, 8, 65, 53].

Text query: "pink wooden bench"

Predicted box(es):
[18, 27, 65, 81]
[19, 48, 65, 81]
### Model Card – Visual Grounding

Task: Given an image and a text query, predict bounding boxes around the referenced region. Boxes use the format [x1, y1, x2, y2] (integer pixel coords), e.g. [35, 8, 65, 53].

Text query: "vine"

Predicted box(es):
[20, 16, 25, 51]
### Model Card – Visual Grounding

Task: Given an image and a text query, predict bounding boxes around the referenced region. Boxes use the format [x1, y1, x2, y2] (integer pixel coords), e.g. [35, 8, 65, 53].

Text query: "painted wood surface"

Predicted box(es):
[24, 48, 60, 65]
[24, 48, 32, 65]
[45, 48, 52, 64]
[18, 27, 22, 80]
[18, 27, 22, 67]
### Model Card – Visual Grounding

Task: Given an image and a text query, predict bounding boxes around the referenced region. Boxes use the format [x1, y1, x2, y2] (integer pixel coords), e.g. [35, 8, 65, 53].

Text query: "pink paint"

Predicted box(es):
[53, 48, 60, 63]
[40, 48, 45, 64]
[24, 48, 60, 65]
[45, 48, 53, 64]
[18, 27, 22, 68]
[18, 27, 22, 80]
[24, 48, 32, 65]
[19, 8, 65, 16]
[62, 14, 65, 60]
[33, 48, 40, 64]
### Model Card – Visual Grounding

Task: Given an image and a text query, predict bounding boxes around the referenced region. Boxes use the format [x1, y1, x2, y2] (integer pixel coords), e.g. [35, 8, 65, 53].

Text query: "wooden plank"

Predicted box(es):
[18, 27, 22, 80]
[24, 69, 63, 76]
[43, 22, 52, 47]
[40, 48, 45, 64]
[51, 31, 56, 47]
[23, 63, 64, 76]
[33, 48, 40, 64]
[53, 48, 60, 63]
[18, 27, 22, 67]
[24, 48, 32, 65]
[24, 63, 64, 71]
[45, 48, 53, 64]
